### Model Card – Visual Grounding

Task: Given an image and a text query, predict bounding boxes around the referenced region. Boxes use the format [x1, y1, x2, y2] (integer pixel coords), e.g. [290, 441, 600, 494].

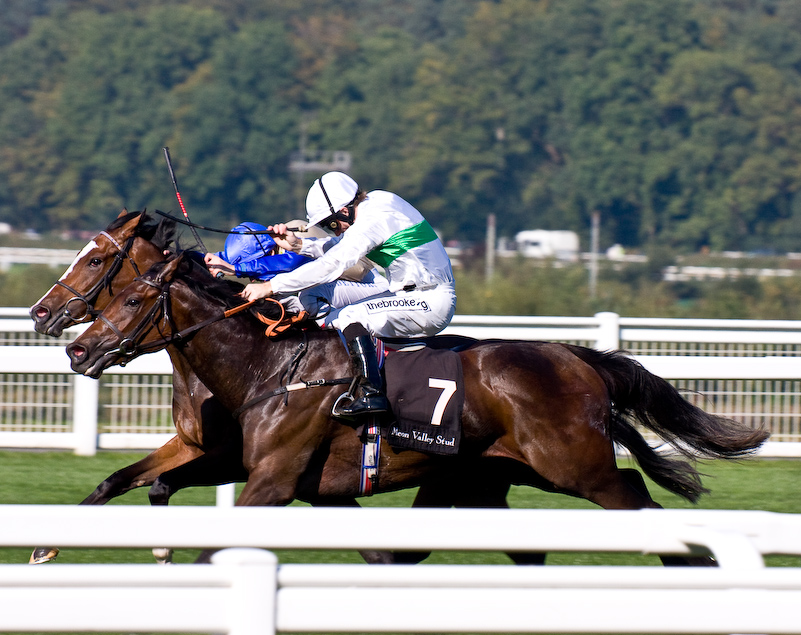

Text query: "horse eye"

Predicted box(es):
[125, 298, 140, 307]
[89, 257, 103, 267]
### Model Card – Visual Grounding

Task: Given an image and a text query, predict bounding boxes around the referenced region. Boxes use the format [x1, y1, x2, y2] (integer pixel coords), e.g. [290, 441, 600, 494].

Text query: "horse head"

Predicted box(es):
[66, 253, 245, 379]
[65, 254, 188, 378]
[30, 209, 176, 336]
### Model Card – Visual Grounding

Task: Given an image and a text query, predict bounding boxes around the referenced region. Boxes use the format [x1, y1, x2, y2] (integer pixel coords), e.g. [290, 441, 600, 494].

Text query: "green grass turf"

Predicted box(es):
[0, 450, 798, 567]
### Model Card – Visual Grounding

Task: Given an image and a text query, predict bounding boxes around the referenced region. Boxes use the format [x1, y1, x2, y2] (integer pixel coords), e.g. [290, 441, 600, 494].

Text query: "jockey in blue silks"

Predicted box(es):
[209, 222, 311, 280]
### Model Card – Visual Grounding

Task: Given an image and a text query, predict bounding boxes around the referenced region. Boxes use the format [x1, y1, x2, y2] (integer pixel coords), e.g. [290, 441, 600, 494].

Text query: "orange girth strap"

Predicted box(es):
[223, 298, 308, 338]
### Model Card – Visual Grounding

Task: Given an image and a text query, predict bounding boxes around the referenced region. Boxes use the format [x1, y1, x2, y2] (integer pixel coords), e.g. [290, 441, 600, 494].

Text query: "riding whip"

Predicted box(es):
[154, 210, 307, 236]
[163, 147, 208, 252]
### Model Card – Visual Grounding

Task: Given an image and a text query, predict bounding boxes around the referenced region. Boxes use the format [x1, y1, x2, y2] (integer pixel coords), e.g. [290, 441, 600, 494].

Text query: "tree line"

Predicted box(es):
[2, 0, 801, 257]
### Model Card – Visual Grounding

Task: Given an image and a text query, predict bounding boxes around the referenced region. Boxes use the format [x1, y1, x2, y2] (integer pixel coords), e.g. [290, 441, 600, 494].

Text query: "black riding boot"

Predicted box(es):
[339, 326, 389, 417]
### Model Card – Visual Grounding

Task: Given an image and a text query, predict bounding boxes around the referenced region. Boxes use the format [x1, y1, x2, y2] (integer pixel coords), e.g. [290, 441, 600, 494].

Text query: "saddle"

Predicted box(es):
[378, 339, 466, 456]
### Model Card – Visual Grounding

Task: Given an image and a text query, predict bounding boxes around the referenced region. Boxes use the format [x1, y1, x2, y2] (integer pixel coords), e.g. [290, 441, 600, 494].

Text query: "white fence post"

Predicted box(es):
[72, 375, 99, 456]
[594, 311, 620, 350]
[211, 548, 278, 635]
[217, 482, 237, 507]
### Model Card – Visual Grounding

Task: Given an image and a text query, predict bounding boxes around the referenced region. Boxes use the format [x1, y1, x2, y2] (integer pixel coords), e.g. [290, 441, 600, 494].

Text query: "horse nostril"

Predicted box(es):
[68, 344, 86, 360]
[32, 306, 49, 321]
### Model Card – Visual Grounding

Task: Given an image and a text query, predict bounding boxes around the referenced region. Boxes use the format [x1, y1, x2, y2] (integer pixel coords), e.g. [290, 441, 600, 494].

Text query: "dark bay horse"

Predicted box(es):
[66, 255, 769, 565]
[28, 210, 517, 565]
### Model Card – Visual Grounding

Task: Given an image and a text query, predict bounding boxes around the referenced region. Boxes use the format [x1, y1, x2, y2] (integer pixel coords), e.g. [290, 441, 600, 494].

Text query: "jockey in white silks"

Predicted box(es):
[239, 171, 457, 418]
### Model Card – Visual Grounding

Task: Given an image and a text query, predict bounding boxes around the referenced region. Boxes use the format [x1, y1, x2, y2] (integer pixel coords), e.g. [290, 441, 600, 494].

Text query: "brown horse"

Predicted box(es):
[66, 254, 769, 565]
[28, 211, 248, 563]
[29, 210, 520, 565]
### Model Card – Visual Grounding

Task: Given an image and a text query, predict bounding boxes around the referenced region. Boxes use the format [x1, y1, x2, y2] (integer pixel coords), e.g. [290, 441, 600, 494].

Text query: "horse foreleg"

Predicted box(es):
[192, 438, 319, 564]
[143, 445, 247, 564]
[84, 436, 205, 505]
[303, 496, 398, 565]
[147, 444, 247, 505]
[449, 470, 547, 566]
[29, 436, 206, 564]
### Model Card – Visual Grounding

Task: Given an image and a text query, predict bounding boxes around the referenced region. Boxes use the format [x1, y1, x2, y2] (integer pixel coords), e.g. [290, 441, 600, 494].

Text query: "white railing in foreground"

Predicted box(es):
[0, 506, 800, 635]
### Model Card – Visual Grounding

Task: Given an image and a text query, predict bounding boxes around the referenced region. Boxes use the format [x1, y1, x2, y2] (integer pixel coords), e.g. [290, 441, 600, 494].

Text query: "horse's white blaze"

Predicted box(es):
[31, 240, 98, 308]
[60, 240, 99, 281]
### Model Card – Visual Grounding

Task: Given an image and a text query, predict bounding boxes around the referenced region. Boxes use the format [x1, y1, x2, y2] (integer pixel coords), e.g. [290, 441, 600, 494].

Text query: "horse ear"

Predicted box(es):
[117, 208, 128, 218]
[117, 211, 145, 239]
[155, 253, 185, 285]
[134, 208, 149, 230]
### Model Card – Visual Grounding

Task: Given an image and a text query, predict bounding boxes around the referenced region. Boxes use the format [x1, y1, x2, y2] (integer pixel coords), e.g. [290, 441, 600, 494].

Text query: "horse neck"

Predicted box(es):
[162, 282, 314, 407]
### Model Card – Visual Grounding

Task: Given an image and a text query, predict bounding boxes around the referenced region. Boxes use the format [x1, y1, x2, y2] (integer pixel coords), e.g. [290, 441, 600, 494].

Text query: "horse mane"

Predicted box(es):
[157, 253, 245, 308]
[146, 254, 297, 329]
[106, 209, 176, 252]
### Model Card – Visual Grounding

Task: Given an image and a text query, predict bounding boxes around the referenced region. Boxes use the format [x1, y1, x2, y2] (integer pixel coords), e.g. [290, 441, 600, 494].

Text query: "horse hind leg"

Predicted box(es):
[447, 468, 546, 565]
[592, 468, 716, 567]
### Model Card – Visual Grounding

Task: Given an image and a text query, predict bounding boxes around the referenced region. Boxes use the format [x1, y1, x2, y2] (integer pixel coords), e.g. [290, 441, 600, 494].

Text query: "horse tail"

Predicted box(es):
[563, 344, 769, 502]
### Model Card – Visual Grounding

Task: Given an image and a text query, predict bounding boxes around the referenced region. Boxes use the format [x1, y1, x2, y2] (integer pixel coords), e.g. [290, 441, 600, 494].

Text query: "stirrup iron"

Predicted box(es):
[332, 376, 360, 418]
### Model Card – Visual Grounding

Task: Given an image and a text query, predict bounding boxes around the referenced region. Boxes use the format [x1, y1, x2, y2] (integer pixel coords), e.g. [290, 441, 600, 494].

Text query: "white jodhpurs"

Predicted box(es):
[322, 284, 457, 339]
[279, 271, 390, 318]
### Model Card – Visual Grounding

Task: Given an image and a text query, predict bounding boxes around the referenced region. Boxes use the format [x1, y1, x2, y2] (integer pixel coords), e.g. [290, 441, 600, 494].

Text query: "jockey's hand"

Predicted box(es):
[204, 253, 233, 278]
[269, 223, 302, 252]
[240, 280, 274, 301]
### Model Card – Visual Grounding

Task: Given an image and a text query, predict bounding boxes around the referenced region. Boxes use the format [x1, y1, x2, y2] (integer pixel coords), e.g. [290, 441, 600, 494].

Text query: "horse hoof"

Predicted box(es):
[29, 548, 59, 564]
[152, 547, 174, 564]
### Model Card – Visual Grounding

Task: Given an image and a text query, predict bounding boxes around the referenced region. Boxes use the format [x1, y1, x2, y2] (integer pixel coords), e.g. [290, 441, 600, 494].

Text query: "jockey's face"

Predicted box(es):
[332, 206, 356, 236]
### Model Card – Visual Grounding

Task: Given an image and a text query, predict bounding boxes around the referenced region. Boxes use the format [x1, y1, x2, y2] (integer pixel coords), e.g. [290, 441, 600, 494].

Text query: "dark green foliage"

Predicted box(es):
[3, 0, 801, 256]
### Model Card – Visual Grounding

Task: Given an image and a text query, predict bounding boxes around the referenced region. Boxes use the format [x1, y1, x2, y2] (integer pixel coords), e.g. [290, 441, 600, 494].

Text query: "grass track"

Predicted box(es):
[0, 450, 798, 567]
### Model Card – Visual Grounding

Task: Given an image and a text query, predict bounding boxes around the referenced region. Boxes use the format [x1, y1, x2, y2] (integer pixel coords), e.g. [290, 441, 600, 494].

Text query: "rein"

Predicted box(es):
[57, 231, 141, 323]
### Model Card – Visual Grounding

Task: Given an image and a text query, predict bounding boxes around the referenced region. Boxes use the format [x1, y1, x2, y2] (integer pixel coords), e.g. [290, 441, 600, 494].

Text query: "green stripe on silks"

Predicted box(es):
[367, 220, 439, 268]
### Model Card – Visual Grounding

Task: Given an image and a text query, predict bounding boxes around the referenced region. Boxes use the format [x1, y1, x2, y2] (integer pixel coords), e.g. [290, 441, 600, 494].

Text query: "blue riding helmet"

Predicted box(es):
[218, 222, 276, 265]
[215, 222, 312, 280]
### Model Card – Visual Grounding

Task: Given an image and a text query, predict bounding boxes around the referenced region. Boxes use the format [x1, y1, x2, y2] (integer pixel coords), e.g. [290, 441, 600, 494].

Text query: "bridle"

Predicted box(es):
[95, 271, 267, 363]
[56, 231, 142, 323]
[96, 275, 175, 363]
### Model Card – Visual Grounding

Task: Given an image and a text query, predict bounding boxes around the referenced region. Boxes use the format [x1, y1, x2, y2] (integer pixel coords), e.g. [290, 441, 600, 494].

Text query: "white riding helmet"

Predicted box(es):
[305, 172, 359, 228]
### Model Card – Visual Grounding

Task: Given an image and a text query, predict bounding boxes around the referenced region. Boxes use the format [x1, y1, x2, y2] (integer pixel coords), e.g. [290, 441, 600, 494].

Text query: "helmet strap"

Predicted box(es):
[336, 204, 356, 225]
[316, 176, 356, 228]
[317, 177, 336, 216]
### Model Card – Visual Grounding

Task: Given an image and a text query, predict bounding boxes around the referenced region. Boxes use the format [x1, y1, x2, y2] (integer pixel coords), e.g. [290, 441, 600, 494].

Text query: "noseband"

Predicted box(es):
[97, 275, 175, 363]
[56, 231, 142, 323]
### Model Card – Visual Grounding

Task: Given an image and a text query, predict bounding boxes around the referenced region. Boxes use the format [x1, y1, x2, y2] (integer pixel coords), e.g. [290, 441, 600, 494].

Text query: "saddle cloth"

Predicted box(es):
[382, 345, 464, 455]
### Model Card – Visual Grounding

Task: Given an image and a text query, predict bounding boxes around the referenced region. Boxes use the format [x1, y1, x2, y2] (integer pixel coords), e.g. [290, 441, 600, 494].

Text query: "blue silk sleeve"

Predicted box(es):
[234, 252, 313, 280]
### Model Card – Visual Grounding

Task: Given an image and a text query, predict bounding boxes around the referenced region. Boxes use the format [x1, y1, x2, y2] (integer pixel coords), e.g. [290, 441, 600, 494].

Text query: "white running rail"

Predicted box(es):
[3, 310, 801, 454]
[0, 506, 800, 634]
